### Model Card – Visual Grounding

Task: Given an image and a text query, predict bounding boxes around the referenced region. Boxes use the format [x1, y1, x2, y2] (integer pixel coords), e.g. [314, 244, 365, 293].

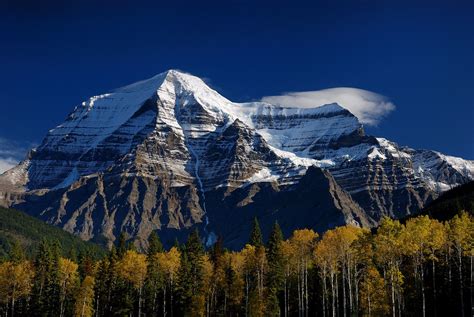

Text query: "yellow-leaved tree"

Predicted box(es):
[0, 260, 34, 316]
[58, 257, 79, 317]
[117, 250, 147, 316]
[225, 251, 245, 314]
[314, 229, 339, 317]
[373, 218, 404, 317]
[330, 226, 364, 316]
[155, 246, 180, 317]
[201, 254, 213, 316]
[359, 266, 389, 317]
[402, 216, 446, 317]
[74, 276, 95, 317]
[289, 229, 318, 316]
[446, 211, 473, 315]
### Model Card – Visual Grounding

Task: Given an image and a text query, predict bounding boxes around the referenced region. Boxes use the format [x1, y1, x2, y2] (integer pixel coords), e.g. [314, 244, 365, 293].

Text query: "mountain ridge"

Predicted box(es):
[1, 69, 473, 249]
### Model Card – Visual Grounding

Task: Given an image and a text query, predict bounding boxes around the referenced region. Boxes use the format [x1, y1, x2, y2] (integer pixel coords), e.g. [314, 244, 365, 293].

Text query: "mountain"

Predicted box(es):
[0, 70, 473, 249]
[0, 206, 105, 259]
[420, 181, 474, 221]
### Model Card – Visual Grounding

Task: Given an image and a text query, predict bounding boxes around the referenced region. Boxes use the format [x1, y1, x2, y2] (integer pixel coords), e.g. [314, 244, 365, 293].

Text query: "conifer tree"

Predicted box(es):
[31, 239, 61, 316]
[78, 250, 94, 281]
[177, 229, 205, 316]
[9, 239, 25, 263]
[93, 256, 111, 316]
[266, 221, 285, 316]
[147, 231, 164, 255]
[249, 217, 263, 248]
[144, 232, 164, 315]
[117, 232, 128, 258]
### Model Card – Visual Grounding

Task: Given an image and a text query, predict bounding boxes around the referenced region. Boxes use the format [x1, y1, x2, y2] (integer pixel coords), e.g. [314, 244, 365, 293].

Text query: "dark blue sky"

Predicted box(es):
[1, 0, 473, 161]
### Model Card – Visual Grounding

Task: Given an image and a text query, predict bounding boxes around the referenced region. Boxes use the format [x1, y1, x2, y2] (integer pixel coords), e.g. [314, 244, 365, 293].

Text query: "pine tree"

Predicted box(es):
[117, 232, 128, 258]
[249, 217, 263, 248]
[144, 232, 164, 316]
[209, 235, 226, 314]
[147, 231, 164, 255]
[9, 239, 25, 263]
[30, 239, 61, 316]
[78, 250, 94, 280]
[177, 229, 205, 316]
[93, 256, 111, 316]
[266, 221, 285, 316]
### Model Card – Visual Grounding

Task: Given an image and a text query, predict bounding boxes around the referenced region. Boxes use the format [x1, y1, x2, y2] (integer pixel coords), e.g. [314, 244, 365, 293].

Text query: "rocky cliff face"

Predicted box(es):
[1, 70, 472, 248]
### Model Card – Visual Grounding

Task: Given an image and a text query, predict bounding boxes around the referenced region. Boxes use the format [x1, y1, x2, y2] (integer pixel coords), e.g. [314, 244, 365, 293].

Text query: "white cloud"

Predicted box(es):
[0, 137, 32, 174]
[0, 157, 18, 174]
[261, 87, 396, 126]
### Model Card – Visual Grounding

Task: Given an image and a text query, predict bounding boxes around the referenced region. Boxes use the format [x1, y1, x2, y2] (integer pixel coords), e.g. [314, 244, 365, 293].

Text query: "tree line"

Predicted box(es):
[0, 212, 472, 316]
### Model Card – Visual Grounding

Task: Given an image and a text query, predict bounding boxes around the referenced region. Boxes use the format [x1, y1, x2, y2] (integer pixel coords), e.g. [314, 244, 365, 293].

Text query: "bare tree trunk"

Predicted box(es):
[322, 274, 327, 317]
[304, 260, 309, 317]
[355, 269, 359, 315]
[81, 298, 86, 317]
[458, 251, 464, 315]
[347, 264, 353, 315]
[163, 286, 167, 317]
[284, 275, 288, 317]
[367, 286, 371, 317]
[471, 256, 473, 317]
[342, 266, 346, 317]
[11, 296, 15, 317]
[335, 271, 339, 317]
[297, 264, 301, 317]
[390, 270, 395, 317]
[245, 274, 249, 317]
[152, 289, 157, 316]
[420, 264, 425, 317]
[170, 280, 174, 317]
[138, 285, 143, 317]
[330, 272, 336, 317]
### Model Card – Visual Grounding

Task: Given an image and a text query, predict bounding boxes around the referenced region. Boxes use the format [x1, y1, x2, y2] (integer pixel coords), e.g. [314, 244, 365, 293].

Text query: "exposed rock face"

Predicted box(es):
[1, 70, 472, 249]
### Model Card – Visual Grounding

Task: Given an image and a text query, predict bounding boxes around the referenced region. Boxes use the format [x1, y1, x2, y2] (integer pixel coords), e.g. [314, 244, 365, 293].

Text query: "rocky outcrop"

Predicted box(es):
[1, 69, 472, 249]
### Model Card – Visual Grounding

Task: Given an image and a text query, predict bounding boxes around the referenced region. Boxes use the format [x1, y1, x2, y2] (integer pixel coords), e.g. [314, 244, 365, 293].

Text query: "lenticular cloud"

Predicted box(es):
[261, 87, 395, 126]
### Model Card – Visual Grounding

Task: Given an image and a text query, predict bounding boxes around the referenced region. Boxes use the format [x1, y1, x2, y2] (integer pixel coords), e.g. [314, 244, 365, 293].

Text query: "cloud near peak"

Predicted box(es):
[0, 137, 32, 174]
[261, 87, 395, 126]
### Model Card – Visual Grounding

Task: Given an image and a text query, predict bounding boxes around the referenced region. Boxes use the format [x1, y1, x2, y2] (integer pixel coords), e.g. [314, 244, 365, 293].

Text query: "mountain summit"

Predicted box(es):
[1, 70, 473, 249]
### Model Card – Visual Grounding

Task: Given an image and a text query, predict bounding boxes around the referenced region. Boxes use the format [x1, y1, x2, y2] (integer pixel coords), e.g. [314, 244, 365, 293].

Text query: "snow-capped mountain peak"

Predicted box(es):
[1, 70, 472, 249]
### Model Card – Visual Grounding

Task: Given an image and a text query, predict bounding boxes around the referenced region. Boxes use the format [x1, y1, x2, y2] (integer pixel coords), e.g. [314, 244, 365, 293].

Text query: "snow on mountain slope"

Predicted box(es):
[2, 69, 472, 197]
[1, 69, 472, 247]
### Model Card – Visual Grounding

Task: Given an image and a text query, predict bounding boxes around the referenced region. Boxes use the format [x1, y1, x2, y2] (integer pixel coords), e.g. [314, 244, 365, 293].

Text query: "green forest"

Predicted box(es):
[0, 211, 472, 317]
[0, 207, 105, 260]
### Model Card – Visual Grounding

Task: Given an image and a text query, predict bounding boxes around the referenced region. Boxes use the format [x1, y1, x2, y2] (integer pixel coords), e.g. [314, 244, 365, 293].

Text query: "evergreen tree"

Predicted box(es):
[144, 232, 164, 315]
[8, 239, 25, 263]
[266, 221, 285, 315]
[93, 256, 110, 316]
[147, 231, 164, 255]
[176, 229, 205, 316]
[78, 250, 94, 281]
[117, 232, 128, 258]
[249, 217, 263, 248]
[30, 239, 61, 316]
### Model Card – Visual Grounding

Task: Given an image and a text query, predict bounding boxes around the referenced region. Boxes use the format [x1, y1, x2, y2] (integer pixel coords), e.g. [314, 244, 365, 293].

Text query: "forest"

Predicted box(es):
[0, 212, 472, 317]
